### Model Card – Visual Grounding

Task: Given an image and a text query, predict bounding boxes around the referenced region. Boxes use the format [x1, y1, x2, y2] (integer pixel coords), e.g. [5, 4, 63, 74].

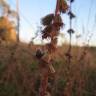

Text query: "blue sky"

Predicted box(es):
[7, 0, 96, 46]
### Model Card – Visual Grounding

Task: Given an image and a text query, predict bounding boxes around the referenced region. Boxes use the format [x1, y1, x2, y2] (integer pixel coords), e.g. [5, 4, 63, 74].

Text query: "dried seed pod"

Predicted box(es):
[48, 64, 55, 74]
[42, 24, 59, 39]
[70, 0, 74, 3]
[67, 28, 75, 34]
[59, 0, 68, 13]
[41, 14, 54, 26]
[42, 25, 52, 34]
[36, 49, 44, 59]
[54, 14, 64, 28]
[67, 0, 74, 3]
[68, 11, 75, 19]
[42, 25, 52, 39]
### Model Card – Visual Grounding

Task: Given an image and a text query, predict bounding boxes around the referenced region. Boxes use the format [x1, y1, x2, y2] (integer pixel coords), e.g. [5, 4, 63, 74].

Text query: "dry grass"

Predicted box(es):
[0, 42, 96, 96]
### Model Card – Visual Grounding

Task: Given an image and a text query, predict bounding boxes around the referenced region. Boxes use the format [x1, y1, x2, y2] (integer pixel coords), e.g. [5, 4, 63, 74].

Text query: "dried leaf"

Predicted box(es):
[42, 25, 52, 39]
[41, 14, 54, 26]
[42, 25, 59, 39]
[54, 14, 64, 28]
[36, 49, 44, 59]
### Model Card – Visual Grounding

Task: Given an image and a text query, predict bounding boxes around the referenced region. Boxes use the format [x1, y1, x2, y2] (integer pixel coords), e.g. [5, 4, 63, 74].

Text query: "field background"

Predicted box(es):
[0, 42, 96, 96]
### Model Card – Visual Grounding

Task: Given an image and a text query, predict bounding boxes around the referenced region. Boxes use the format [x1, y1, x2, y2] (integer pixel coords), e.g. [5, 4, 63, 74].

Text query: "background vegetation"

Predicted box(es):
[0, 42, 96, 96]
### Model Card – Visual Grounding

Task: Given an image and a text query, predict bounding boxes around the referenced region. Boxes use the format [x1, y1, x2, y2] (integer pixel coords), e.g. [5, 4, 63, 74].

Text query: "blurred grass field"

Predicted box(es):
[0, 42, 96, 96]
